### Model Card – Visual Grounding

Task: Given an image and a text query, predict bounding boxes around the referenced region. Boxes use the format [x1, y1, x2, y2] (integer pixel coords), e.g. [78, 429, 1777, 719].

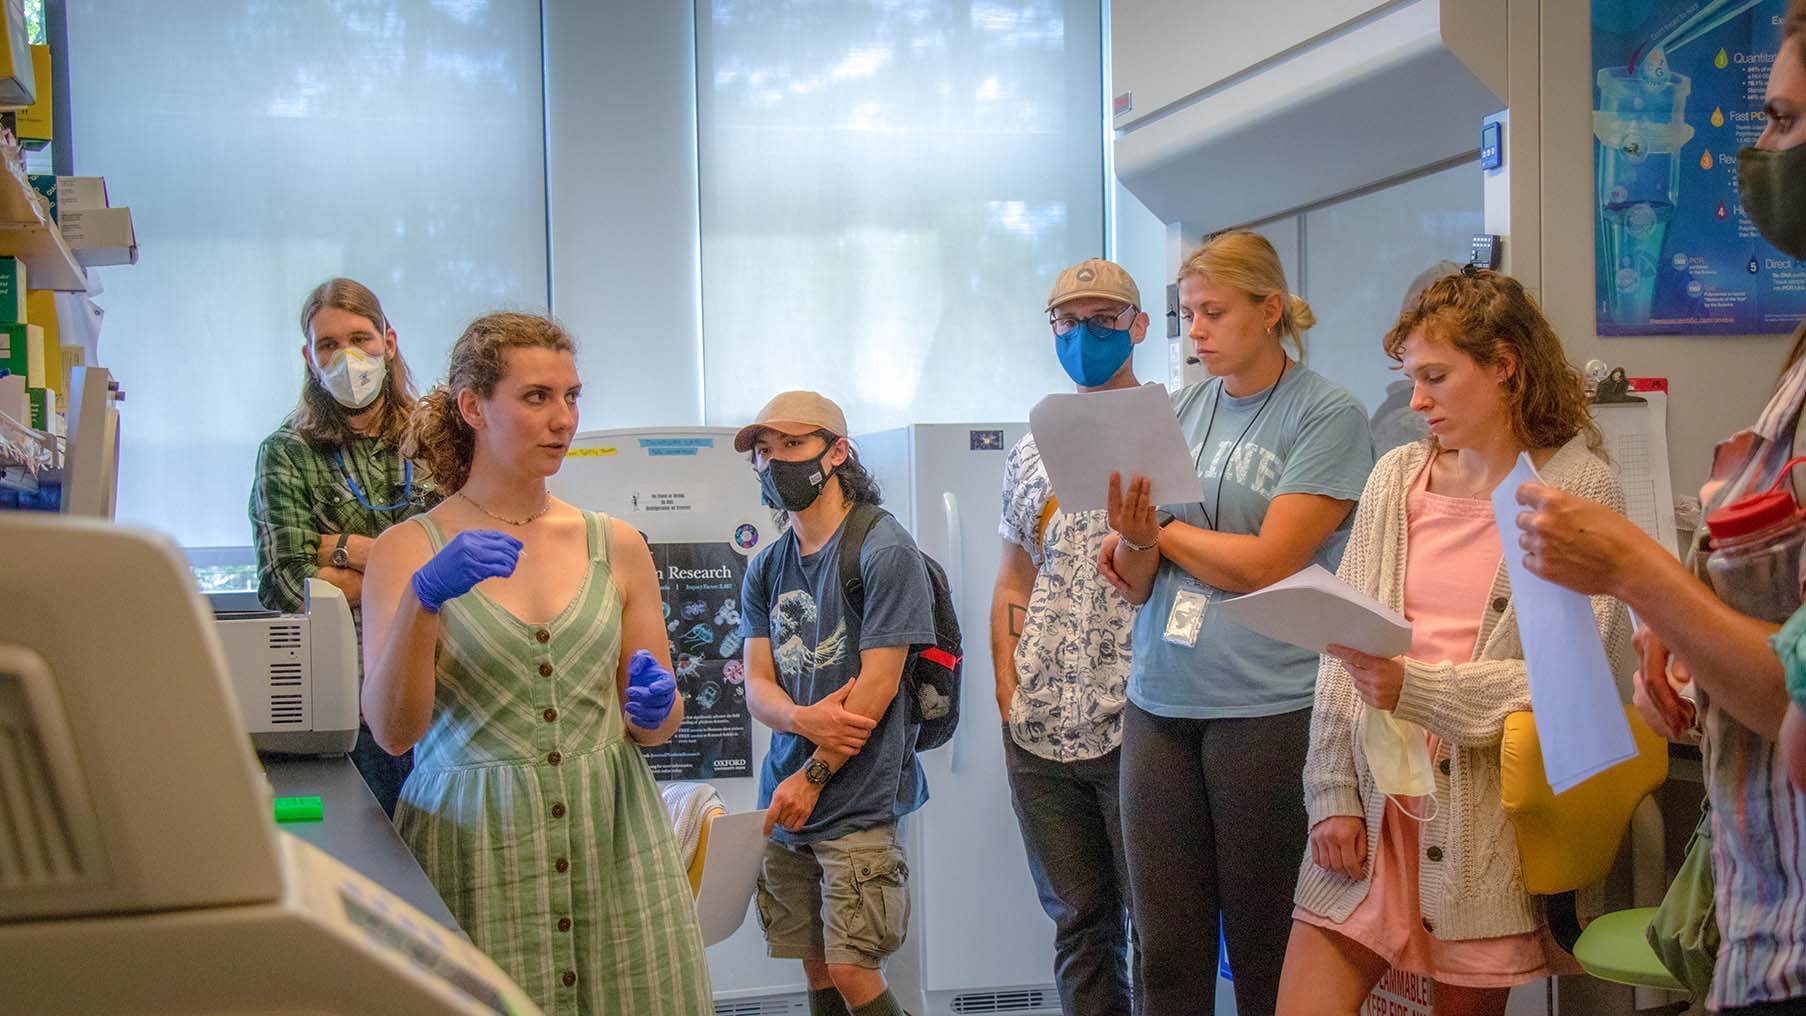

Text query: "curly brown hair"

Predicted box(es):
[291, 278, 419, 448]
[1383, 268, 1601, 453]
[401, 312, 577, 492]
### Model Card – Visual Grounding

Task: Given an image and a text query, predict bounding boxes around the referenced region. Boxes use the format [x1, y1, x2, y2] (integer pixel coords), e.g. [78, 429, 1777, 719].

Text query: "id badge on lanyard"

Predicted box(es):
[1163, 588, 1210, 648]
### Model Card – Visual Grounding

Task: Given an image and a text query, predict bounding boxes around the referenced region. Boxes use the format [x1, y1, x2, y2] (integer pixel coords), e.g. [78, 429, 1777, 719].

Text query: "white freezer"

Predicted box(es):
[857, 423, 1062, 1016]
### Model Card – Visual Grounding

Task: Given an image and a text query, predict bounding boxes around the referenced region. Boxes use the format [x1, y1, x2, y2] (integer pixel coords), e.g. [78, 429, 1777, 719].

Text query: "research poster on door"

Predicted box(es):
[644, 541, 754, 781]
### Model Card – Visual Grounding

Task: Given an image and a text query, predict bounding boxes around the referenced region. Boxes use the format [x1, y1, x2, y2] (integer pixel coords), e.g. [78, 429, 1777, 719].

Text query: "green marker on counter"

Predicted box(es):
[273, 795, 323, 823]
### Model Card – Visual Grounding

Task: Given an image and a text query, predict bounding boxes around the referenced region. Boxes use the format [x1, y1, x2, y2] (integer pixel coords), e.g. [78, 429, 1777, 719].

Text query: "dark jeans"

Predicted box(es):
[1721, 1001, 1806, 1015]
[1004, 730, 1139, 1016]
[1120, 702, 1311, 1016]
[350, 721, 413, 818]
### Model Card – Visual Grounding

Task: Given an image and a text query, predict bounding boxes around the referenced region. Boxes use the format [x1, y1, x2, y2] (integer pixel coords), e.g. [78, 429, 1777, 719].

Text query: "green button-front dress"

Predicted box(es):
[396, 511, 713, 1015]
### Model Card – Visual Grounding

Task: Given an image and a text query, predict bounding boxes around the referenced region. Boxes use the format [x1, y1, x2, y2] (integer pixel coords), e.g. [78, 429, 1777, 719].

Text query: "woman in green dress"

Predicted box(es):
[360, 312, 713, 1015]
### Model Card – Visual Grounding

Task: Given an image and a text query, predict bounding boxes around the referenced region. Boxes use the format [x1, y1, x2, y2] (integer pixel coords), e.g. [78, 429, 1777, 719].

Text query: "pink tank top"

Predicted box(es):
[1403, 457, 1502, 665]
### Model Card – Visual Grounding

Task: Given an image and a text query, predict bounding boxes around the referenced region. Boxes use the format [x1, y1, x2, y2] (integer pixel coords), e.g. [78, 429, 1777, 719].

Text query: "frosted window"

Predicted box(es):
[1300, 162, 1483, 413]
[67, 0, 548, 549]
[697, 0, 1105, 433]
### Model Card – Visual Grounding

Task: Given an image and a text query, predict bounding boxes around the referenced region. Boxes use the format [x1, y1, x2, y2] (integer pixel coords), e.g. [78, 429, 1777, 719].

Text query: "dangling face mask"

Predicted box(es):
[1360, 705, 1439, 820]
[1738, 144, 1806, 259]
[759, 447, 835, 511]
[315, 347, 388, 410]
[1055, 320, 1134, 388]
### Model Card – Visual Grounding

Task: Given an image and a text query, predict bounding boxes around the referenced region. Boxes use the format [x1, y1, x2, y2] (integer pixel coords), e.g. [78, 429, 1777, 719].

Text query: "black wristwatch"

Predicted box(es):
[803, 758, 832, 787]
[330, 532, 350, 569]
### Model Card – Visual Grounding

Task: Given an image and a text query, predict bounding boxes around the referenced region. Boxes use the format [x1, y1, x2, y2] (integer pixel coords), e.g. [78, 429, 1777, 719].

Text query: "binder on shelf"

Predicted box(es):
[0, 254, 26, 320]
[16, 44, 51, 148]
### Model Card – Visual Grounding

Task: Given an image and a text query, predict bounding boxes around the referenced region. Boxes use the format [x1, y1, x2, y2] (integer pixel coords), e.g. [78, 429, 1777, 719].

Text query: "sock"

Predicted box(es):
[850, 989, 906, 1016]
[809, 986, 852, 1016]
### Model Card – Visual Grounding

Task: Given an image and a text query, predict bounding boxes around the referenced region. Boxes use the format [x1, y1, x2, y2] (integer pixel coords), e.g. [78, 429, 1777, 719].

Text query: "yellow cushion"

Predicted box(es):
[687, 807, 725, 897]
[1499, 707, 1668, 895]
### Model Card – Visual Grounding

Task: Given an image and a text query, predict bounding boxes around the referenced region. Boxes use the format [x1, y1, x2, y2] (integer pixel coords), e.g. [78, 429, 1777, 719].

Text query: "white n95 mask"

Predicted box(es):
[1360, 704, 1438, 821]
[317, 347, 388, 410]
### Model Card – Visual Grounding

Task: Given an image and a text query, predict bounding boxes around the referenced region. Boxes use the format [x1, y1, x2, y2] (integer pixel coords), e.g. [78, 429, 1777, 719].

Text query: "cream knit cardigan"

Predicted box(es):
[1293, 435, 1635, 940]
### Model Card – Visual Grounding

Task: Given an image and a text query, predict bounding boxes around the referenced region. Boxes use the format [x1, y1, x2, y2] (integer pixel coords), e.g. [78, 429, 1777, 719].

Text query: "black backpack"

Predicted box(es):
[835, 502, 963, 750]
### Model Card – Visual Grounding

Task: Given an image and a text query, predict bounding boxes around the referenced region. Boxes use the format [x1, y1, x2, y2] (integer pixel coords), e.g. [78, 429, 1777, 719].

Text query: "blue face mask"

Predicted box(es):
[1055, 321, 1134, 388]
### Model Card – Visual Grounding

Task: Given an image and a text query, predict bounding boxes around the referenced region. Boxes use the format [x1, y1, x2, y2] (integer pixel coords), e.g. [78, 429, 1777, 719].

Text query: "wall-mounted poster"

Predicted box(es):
[1593, 0, 1806, 335]
[643, 541, 754, 781]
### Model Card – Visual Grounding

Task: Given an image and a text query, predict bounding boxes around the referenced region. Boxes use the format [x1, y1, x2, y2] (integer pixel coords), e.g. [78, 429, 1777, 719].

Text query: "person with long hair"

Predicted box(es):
[736, 391, 934, 1016]
[1099, 230, 1375, 1014]
[249, 277, 439, 814]
[1517, 5, 1806, 1008]
[359, 312, 712, 1014]
[1277, 269, 1632, 1015]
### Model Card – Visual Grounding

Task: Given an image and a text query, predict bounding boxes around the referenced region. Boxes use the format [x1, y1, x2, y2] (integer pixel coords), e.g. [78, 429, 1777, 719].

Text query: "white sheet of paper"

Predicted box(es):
[1490, 452, 1637, 793]
[694, 810, 769, 947]
[1028, 382, 1202, 512]
[1217, 564, 1413, 658]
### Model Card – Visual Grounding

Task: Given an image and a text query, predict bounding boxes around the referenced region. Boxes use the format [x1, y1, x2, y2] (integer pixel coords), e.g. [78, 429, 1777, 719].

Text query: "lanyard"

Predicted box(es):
[333, 449, 413, 512]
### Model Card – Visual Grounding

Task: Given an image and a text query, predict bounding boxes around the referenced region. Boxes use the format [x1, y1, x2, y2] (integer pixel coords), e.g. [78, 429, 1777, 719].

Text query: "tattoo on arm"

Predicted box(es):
[1008, 602, 1028, 638]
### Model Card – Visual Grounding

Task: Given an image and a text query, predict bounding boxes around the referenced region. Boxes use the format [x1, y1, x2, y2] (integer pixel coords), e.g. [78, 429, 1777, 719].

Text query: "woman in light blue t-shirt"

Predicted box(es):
[1100, 230, 1375, 1016]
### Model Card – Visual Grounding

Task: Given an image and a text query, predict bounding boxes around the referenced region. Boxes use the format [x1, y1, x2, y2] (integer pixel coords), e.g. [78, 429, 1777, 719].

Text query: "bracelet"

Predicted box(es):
[1117, 530, 1157, 553]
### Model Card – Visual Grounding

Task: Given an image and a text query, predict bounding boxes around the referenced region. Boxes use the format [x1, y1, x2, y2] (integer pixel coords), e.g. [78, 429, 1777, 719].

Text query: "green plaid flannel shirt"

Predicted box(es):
[249, 418, 441, 612]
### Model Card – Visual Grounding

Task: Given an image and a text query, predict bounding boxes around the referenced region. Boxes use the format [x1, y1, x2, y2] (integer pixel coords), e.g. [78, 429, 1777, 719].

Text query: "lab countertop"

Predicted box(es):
[263, 755, 463, 934]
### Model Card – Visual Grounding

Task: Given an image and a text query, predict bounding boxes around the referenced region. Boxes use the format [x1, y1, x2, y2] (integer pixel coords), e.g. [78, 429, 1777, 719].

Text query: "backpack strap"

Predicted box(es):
[1034, 495, 1059, 556]
[836, 502, 886, 625]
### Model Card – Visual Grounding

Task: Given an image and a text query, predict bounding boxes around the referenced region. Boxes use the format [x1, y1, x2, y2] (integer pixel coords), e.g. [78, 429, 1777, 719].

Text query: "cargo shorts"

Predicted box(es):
[754, 821, 911, 969]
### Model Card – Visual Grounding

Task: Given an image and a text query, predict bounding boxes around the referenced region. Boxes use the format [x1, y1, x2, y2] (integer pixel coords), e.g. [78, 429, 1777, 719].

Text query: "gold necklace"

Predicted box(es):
[457, 490, 552, 526]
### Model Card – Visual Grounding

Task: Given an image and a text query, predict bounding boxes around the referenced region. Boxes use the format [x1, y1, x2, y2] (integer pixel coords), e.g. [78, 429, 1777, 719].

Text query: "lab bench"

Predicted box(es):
[263, 754, 461, 933]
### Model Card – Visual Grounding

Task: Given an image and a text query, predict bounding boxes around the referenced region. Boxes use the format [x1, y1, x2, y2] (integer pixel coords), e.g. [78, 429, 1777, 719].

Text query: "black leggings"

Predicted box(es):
[1120, 702, 1311, 1016]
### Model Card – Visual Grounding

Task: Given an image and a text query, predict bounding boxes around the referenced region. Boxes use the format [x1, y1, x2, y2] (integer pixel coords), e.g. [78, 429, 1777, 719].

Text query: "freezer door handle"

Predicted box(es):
[941, 490, 971, 773]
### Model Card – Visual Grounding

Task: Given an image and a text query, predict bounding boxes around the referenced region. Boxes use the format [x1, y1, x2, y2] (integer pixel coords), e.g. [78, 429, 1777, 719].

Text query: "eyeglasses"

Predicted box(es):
[1049, 305, 1136, 336]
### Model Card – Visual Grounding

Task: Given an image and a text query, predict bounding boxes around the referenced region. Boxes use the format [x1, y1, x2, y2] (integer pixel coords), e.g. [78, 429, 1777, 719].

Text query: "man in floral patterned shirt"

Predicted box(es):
[989, 258, 1146, 1016]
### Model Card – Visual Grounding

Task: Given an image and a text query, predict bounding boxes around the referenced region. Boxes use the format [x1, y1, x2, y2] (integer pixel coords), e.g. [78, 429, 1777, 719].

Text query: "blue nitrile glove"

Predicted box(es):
[1774, 603, 1806, 708]
[410, 529, 522, 613]
[625, 649, 678, 729]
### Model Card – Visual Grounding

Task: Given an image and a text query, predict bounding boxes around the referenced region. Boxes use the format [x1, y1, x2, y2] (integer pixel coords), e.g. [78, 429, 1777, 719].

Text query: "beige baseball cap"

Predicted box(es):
[1046, 257, 1141, 312]
[733, 390, 849, 452]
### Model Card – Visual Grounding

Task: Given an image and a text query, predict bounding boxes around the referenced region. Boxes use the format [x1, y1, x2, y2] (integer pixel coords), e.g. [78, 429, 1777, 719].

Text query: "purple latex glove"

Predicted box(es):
[624, 649, 678, 729]
[410, 529, 521, 613]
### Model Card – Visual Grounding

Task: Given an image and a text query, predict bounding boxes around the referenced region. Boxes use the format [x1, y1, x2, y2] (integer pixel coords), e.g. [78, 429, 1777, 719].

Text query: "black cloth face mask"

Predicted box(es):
[759, 449, 833, 511]
[1739, 143, 1806, 259]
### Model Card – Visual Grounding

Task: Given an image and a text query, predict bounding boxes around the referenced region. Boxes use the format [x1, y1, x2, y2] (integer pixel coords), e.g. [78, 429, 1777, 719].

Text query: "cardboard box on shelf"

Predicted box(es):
[27, 176, 108, 224]
[0, 256, 27, 322]
[61, 206, 135, 267]
[0, 320, 47, 390]
[26, 384, 48, 431]
[16, 44, 50, 148]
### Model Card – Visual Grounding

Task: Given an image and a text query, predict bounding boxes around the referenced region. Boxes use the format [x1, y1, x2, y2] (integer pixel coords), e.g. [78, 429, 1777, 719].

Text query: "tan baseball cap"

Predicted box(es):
[1046, 257, 1141, 311]
[733, 390, 849, 452]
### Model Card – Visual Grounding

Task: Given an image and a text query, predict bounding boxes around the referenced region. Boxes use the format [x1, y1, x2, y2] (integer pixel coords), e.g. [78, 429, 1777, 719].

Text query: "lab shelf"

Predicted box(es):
[0, 143, 84, 292]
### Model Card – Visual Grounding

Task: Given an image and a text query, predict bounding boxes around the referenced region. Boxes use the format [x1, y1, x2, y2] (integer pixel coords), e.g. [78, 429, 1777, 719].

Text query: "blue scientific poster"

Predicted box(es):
[643, 541, 753, 781]
[1593, 0, 1806, 336]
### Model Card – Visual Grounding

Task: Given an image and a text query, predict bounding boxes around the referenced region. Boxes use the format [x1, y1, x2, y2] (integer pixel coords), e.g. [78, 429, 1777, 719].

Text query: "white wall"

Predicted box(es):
[543, 0, 704, 430]
[1114, 179, 1175, 385]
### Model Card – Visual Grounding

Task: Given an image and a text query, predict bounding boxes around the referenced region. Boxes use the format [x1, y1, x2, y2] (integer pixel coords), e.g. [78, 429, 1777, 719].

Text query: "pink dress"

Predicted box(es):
[1296, 458, 1572, 988]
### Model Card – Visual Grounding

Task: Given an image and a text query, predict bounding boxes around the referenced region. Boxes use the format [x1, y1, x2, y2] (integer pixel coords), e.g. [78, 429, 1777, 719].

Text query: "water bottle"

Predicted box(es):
[1705, 457, 1806, 623]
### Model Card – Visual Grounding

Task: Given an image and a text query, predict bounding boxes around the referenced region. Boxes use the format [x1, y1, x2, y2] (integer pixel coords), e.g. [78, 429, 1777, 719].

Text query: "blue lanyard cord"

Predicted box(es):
[334, 450, 413, 512]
